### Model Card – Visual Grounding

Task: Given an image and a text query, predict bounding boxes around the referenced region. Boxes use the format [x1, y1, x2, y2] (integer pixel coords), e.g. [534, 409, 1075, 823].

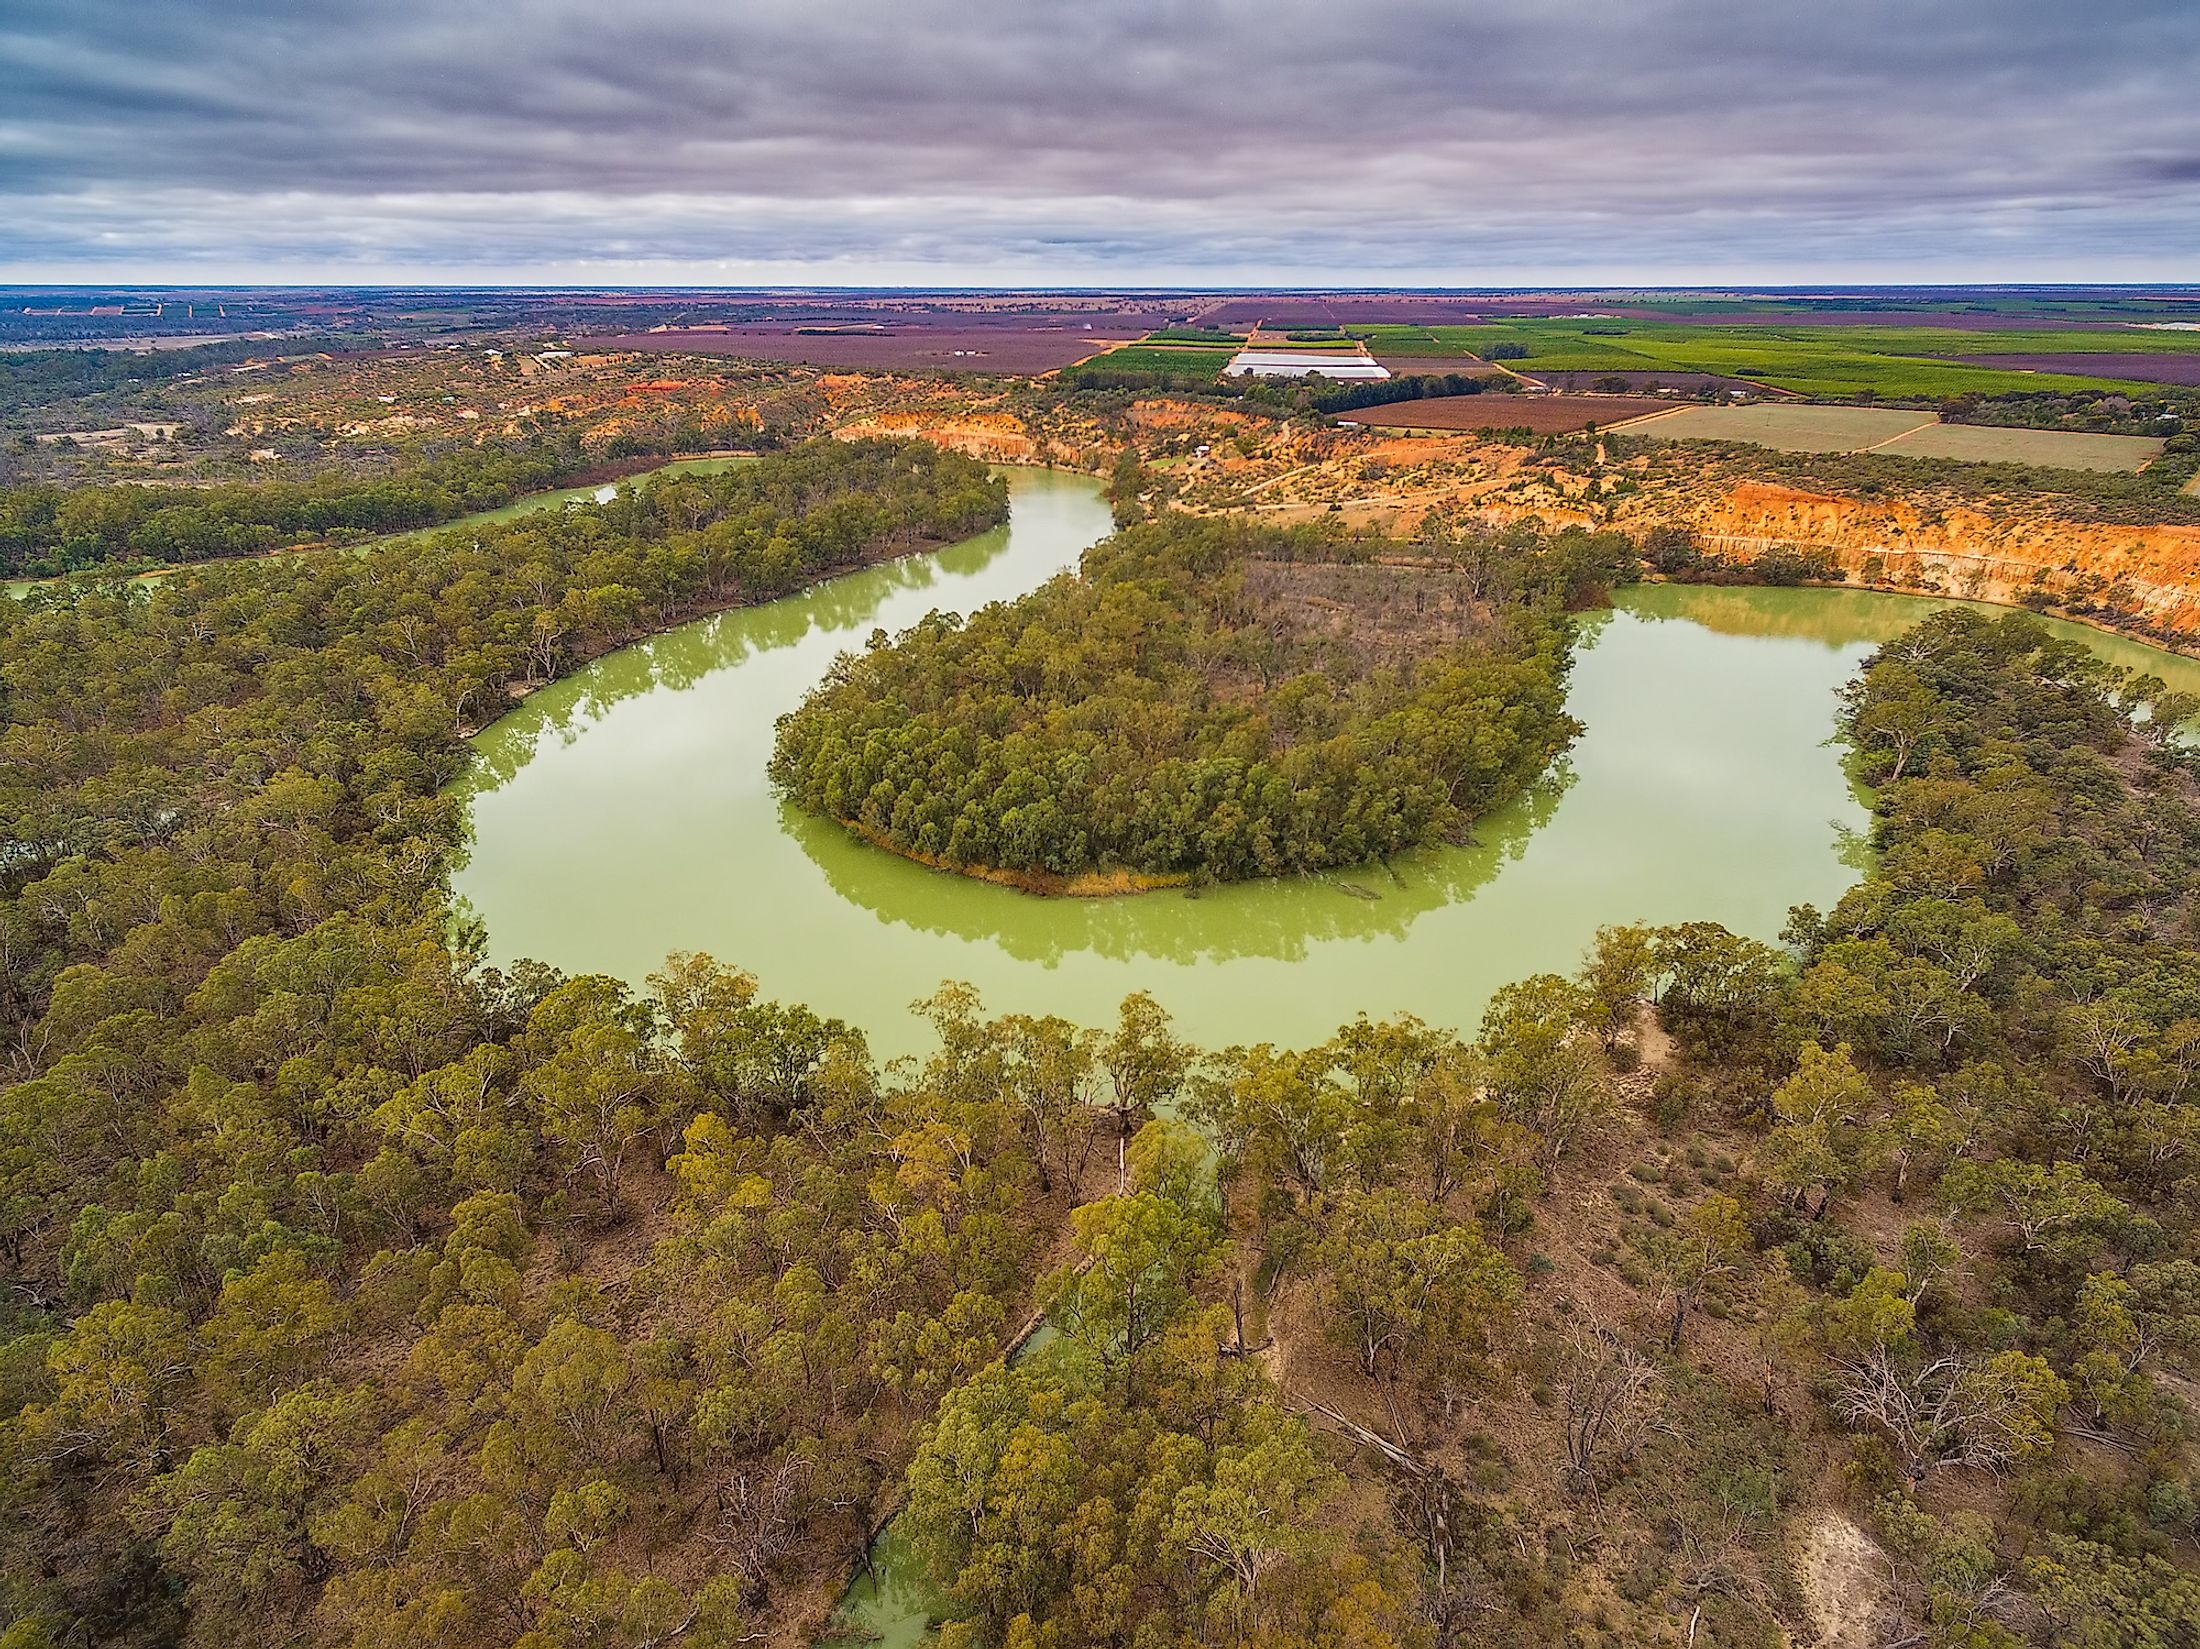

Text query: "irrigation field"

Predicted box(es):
[1349, 320, 2200, 399]
[1059, 344, 1234, 383]
[1871, 423, 2166, 472]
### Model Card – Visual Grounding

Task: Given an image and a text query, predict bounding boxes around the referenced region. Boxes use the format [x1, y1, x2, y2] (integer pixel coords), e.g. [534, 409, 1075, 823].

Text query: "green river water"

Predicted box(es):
[442, 465, 2200, 1645]
[450, 467, 2200, 1069]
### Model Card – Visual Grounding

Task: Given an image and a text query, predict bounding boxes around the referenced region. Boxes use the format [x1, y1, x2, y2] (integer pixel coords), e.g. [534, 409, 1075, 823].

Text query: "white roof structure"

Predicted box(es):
[1225, 350, 1391, 380]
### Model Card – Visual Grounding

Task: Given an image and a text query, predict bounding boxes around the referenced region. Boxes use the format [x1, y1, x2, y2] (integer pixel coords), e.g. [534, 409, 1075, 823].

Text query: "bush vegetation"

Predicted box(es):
[1626, 436, 2200, 526]
[0, 438, 1019, 1647]
[0, 339, 333, 419]
[770, 514, 1634, 885]
[1, 416, 2198, 1647]
[1311, 372, 1488, 416]
[901, 609, 2200, 1645]
[0, 440, 594, 577]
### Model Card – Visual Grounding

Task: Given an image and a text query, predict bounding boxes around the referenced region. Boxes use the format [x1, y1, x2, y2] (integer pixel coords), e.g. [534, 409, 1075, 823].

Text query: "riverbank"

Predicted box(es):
[829, 817, 1192, 897]
[3, 449, 760, 597]
[454, 520, 995, 737]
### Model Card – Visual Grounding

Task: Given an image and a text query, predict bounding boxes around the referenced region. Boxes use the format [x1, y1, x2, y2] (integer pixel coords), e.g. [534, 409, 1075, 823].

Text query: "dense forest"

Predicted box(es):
[0, 421, 2196, 1649]
[893, 609, 2200, 1647]
[770, 515, 1631, 888]
[0, 439, 606, 578]
[0, 438, 1012, 1645]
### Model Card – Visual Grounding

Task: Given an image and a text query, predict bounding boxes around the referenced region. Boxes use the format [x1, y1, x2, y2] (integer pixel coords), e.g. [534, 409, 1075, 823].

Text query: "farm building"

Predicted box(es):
[1226, 349, 1391, 380]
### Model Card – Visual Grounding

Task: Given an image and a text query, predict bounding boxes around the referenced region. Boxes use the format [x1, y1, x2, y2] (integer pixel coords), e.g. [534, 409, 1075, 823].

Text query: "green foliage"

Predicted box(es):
[1389, 317, 2198, 398]
[0, 337, 314, 418]
[0, 439, 592, 576]
[1311, 372, 1487, 416]
[9, 421, 2200, 1645]
[1058, 346, 1235, 390]
[771, 512, 1589, 882]
[0, 439, 1019, 1643]
[1638, 523, 1843, 586]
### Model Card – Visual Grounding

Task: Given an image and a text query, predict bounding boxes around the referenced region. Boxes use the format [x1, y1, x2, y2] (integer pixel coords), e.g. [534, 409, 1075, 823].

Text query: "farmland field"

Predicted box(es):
[1058, 344, 1234, 381]
[1532, 369, 1765, 394]
[1346, 320, 2200, 398]
[1625, 404, 1937, 450]
[1627, 403, 2172, 471]
[1373, 355, 1504, 377]
[1873, 422, 2166, 471]
[1346, 393, 1665, 433]
[1944, 352, 2200, 386]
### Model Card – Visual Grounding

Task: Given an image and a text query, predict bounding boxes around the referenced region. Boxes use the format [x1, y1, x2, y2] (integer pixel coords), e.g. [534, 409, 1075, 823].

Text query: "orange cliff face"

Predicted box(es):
[1655, 480, 2200, 638]
[831, 410, 1039, 463]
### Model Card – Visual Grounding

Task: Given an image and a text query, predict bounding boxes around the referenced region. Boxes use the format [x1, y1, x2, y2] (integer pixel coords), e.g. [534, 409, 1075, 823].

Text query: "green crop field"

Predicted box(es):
[1060, 345, 1234, 381]
[1349, 319, 2200, 398]
[1351, 325, 1474, 356]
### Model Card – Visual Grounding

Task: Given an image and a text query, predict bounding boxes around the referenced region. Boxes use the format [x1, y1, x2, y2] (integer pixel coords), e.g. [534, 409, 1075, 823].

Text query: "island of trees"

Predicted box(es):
[770, 515, 1635, 891]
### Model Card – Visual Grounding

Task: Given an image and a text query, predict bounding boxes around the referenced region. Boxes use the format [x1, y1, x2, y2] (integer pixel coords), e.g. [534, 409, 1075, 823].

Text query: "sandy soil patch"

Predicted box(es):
[1793, 1509, 1894, 1649]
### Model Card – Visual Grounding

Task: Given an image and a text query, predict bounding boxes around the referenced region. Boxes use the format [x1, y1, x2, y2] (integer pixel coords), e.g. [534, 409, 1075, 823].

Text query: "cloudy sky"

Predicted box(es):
[3, 0, 2197, 284]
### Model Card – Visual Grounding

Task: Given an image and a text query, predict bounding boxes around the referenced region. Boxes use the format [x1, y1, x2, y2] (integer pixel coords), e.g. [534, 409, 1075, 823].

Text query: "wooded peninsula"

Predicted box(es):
[769, 515, 1628, 891]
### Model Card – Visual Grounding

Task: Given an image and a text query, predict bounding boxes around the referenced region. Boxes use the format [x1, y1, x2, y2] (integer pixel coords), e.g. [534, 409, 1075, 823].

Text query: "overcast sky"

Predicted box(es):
[3, 0, 2197, 285]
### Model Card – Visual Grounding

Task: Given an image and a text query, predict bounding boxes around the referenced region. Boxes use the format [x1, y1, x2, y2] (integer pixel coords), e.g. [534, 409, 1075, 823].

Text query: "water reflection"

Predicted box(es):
[461, 520, 1022, 792]
[779, 767, 1574, 967]
[453, 475, 2200, 1061]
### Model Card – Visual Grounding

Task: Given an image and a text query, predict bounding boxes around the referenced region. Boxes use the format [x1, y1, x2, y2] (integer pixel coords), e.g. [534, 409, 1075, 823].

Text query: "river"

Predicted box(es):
[447, 467, 2200, 1064]
[446, 465, 2200, 1643]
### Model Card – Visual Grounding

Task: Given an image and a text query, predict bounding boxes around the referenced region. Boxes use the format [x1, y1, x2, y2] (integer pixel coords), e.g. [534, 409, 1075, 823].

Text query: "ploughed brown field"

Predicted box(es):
[1945, 352, 2200, 386]
[574, 326, 1135, 373]
[1371, 355, 1504, 377]
[1343, 393, 1666, 433]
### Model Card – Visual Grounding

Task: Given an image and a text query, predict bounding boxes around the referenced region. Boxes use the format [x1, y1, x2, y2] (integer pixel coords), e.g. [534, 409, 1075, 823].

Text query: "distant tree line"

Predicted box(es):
[1941, 385, 2194, 438]
[0, 439, 616, 576]
[0, 338, 343, 419]
[1312, 373, 1489, 416]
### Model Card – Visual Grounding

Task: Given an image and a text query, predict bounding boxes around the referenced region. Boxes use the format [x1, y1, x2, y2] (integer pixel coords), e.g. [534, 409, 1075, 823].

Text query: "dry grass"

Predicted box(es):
[1628, 403, 1939, 451]
[1239, 556, 1494, 667]
[1875, 421, 2166, 472]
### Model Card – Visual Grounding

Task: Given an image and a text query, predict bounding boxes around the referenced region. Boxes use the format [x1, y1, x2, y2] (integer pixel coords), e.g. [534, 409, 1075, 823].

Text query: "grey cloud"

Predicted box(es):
[1, 0, 2195, 279]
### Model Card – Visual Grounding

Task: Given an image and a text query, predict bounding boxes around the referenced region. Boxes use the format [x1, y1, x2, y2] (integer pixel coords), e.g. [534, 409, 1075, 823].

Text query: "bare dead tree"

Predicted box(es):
[1394, 1467, 1507, 1649]
[1557, 1321, 1664, 1496]
[708, 1451, 814, 1601]
[1830, 1344, 2057, 1483]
